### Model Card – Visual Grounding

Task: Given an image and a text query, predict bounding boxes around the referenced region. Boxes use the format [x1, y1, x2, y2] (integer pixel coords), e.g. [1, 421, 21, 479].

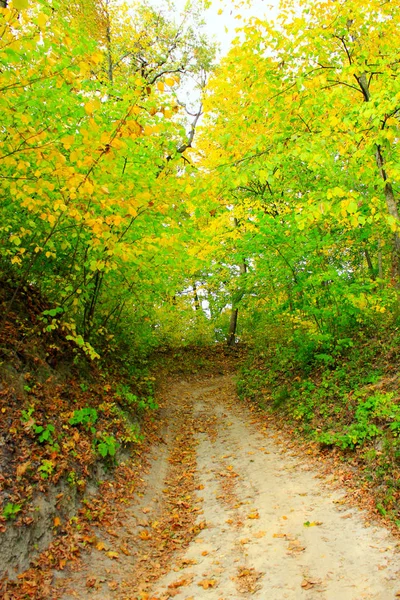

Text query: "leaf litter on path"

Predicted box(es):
[13, 373, 400, 600]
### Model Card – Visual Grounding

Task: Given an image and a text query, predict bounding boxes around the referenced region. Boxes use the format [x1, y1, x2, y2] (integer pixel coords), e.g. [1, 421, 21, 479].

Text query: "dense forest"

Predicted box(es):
[0, 0, 399, 592]
[1, 0, 399, 351]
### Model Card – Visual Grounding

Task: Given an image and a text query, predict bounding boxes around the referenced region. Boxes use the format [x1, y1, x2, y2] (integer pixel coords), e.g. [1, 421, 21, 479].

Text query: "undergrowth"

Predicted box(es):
[237, 326, 400, 525]
[0, 280, 158, 531]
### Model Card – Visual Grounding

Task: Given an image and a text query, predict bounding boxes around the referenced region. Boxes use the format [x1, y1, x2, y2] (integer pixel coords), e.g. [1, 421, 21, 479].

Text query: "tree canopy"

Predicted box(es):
[1, 0, 399, 357]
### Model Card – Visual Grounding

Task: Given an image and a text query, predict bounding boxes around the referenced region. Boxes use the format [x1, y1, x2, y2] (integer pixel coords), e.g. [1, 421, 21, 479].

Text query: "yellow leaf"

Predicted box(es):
[13, 0, 29, 9]
[106, 551, 119, 559]
[247, 511, 259, 519]
[10, 235, 21, 246]
[62, 135, 75, 150]
[37, 13, 48, 28]
[84, 99, 101, 115]
[197, 579, 217, 589]
[54, 516, 61, 527]
[112, 138, 126, 150]
[157, 81, 165, 92]
[143, 124, 159, 135]
[165, 77, 175, 87]
[253, 531, 266, 539]
[127, 206, 137, 217]
[91, 51, 103, 64]
[16, 461, 30, 477]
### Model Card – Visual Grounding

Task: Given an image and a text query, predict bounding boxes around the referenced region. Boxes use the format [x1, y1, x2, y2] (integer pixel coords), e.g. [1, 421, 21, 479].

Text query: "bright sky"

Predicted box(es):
[152, 0, 281, 57]
[206, 0, 279, 55]
[195, 0, 280, 56]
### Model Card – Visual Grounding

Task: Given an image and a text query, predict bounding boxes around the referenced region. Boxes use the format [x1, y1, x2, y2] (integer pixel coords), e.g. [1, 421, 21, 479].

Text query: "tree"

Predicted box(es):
[193, 0, 399, 346]
[0, 0, 215, 353]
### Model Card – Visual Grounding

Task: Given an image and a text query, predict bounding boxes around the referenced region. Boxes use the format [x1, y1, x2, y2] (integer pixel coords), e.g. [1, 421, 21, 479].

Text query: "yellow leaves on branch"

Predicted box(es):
[84, 98, 101, 115]
[11, 0, 29, 10]
[157, 76, 179, 92]
[144, 124, 160, 136]
[62, 135, 75, 150]
[36, 12, 48, 28]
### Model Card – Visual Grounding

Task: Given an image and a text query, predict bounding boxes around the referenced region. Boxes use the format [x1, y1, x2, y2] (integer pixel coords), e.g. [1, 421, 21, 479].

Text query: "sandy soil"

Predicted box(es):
[53, 375, 400, 600]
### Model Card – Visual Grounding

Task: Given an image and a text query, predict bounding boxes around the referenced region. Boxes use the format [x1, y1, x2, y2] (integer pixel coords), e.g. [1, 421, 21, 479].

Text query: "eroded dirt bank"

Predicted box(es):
[50, 375, 399, 599]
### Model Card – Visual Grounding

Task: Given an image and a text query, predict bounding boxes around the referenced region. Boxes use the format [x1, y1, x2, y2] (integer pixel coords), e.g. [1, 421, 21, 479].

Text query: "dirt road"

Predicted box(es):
[54, 375, 400, 599]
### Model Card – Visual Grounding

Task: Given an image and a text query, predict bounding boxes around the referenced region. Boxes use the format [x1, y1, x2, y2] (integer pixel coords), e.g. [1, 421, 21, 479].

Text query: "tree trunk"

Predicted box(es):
[356, 73, 400, 280]
[103, 1, 113, 84]
[375, 145, 400, 281]
[193, 282, 200, 311]
[378, 239, 383, 282]
[106, 20, 113, 83]
[226, 258, 247, 347]
[364, 247, 376, 281]
[227, 308, 238, 347]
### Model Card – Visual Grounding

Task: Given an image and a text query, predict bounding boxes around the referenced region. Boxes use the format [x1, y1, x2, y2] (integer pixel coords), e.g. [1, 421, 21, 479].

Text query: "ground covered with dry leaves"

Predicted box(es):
[4, 370, 396, 600]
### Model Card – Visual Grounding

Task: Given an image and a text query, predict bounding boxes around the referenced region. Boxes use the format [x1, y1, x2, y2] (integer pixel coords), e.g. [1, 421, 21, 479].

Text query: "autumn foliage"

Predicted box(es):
[0, 0, 400, 586]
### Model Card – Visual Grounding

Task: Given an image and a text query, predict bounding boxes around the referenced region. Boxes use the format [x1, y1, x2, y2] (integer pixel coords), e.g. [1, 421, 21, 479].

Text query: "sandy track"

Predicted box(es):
[54, 375, 400, 600]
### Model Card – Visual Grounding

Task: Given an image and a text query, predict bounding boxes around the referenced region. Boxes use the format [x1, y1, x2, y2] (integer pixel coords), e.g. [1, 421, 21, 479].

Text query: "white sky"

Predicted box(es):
[152, 0, 281, 57]
[196, 0, 280, 56]
[206, 0, 279, 55]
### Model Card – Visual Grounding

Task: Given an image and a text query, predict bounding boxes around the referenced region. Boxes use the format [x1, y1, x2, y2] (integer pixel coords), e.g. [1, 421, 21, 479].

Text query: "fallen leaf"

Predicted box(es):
[16, 461, 31, 477]
[253, 531, 266, 539]
[180, 558, 197, 566]
[238, 569, 252, 577]
[168, 577, 192, 589]
[106, 551, 119, 559]
[247, 511, 259, 520]
[288, 540, 306, 553]
[108, 580, 119, 590]
[119, 544, 131, 556]
[197, 579, 217, 589]
[86, 577, 96, 588]
[96, 541, 107, 551]
[139, 530, 151, 540]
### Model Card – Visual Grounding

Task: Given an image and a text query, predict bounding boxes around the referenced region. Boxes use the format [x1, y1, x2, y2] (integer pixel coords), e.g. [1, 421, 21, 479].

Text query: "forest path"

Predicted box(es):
[54, 375, 400, 600]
